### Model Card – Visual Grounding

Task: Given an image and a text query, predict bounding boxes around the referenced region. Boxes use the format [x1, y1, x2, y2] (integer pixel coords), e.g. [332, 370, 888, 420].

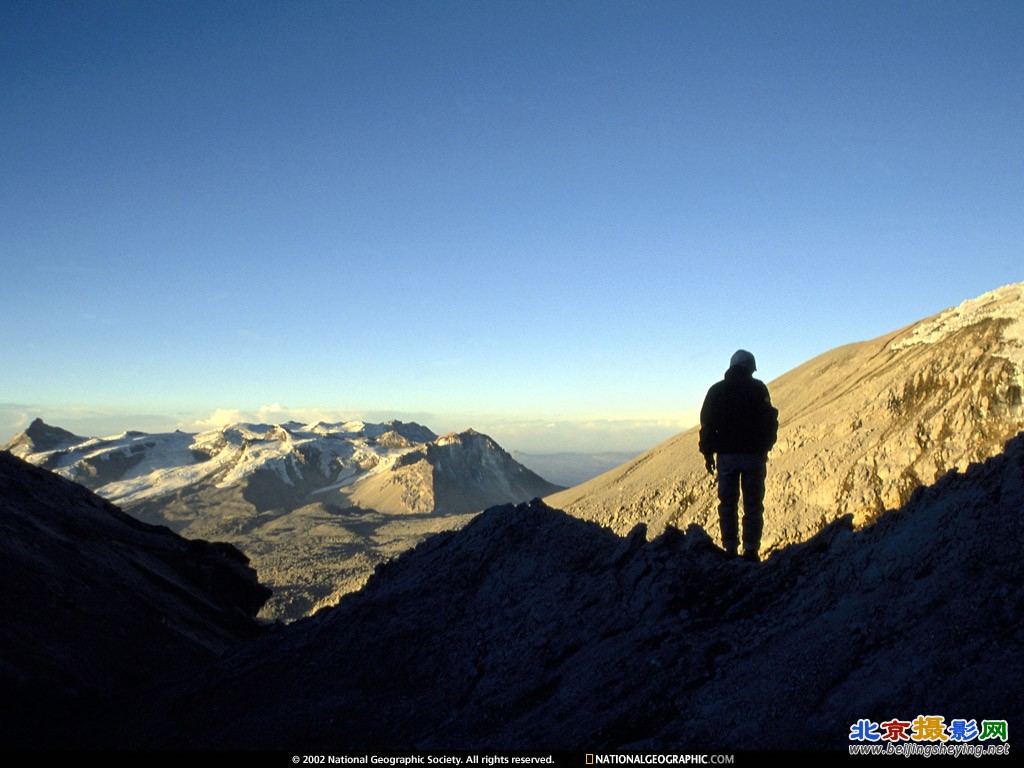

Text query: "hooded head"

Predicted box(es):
[730, 349, 757, 373]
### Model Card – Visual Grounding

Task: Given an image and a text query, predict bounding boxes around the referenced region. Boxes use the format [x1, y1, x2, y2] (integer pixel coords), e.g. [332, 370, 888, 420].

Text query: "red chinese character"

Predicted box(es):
[880, 719, 912, 741]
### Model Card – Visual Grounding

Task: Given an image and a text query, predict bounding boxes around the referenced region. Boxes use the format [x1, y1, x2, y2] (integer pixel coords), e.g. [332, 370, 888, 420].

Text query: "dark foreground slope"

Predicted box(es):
[0, 451, 270, 749]
[131, 433, 1024, 751]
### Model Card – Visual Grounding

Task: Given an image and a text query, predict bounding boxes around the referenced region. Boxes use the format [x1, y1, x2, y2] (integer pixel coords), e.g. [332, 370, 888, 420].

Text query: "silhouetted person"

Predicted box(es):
[699, 349, 778, 562]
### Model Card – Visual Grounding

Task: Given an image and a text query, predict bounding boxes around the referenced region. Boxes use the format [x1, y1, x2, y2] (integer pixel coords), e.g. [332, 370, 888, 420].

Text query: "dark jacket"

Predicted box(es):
[699, 365, 778, 457]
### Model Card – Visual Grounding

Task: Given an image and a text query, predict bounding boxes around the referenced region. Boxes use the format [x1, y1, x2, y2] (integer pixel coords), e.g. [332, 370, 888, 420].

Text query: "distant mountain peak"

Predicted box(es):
[436, 428, 486, 446]
[25, 416, 76, 438]
[3, 418, 85, 454]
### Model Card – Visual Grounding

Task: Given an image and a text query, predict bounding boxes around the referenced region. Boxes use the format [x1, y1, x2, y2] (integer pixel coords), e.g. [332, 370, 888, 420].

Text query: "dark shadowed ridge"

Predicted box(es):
[0, 451, 270, 750]
[114, 431, 1024, 752]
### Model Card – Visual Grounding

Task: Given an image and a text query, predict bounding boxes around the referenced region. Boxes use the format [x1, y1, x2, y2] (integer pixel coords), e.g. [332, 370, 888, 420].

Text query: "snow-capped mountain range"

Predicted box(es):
[7, 419, 472, 510]
[4, 419, 562, 621]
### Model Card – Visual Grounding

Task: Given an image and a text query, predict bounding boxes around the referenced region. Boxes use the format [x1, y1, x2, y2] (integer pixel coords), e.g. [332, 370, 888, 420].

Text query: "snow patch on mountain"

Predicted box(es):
[6, 420, 439, 507]
[891, 282, 1024, 366]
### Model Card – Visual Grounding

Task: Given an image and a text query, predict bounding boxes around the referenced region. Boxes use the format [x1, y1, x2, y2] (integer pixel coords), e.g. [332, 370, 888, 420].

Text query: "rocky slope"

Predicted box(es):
[118, 430, 1024, 751]
[5, 420, 561, 621]
[0, 451, 269, 750]
[548, 282, 1024, 554]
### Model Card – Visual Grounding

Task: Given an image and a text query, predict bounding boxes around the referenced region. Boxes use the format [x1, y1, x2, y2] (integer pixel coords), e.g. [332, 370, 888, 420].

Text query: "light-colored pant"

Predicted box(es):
[716, 452, 767, 554]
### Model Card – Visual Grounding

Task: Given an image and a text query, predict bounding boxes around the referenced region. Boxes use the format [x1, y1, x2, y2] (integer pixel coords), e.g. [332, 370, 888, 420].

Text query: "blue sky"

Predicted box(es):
[2, 0, 1022, 452]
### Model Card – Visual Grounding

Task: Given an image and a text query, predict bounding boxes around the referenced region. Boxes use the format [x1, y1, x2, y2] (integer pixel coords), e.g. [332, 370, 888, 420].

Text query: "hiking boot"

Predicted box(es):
[741, 550, 760, 563]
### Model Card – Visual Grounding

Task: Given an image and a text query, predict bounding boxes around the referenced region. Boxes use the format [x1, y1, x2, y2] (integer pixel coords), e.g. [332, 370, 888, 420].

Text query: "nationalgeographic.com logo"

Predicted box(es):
[585, 755, 734, 765]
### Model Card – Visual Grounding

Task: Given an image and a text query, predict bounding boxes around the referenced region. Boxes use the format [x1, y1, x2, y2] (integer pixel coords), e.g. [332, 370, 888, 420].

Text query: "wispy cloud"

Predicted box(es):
[0, 405, 34, 438]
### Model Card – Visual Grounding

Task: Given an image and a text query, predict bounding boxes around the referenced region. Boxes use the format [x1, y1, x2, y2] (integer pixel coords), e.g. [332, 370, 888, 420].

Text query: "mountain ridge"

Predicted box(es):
[548, 281, 1024, 554]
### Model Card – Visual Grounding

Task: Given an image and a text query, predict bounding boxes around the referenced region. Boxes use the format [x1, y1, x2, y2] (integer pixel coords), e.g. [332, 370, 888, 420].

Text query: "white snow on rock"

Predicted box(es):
[6, 420, 433, 505]
[891, 281, 1024, 367]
